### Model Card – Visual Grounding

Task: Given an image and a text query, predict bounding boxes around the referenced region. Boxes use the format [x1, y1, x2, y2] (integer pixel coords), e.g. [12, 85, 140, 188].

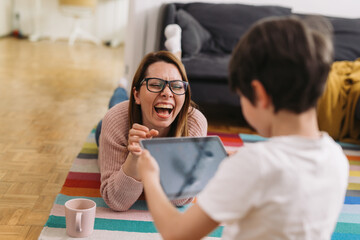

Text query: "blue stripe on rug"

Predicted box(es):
[45, 216, 157, 232]
[45, 216, 223, 237]
[337, 142, 360, 151]
[345, 196, 360, 204]
[55, 194, 191, 212]
[332, 232, 360, 240]
[334, 222, 360, 234]
[239, 133, 267, 142]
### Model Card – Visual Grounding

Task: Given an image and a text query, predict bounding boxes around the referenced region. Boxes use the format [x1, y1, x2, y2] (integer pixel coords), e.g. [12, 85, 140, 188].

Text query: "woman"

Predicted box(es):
[98, 51, 208, 211]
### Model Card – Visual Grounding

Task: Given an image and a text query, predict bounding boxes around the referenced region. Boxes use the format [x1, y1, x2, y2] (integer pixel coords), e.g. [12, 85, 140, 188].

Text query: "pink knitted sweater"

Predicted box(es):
[98, 100, 208, 211]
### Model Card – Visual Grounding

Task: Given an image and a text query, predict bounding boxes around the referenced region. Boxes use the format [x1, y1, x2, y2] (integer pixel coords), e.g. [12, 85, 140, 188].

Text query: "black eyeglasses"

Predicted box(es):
[139, 78, 188, 95]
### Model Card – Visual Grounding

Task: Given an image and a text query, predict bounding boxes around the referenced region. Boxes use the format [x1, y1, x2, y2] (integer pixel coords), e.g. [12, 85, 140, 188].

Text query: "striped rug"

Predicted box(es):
[38, 129, 360, 239]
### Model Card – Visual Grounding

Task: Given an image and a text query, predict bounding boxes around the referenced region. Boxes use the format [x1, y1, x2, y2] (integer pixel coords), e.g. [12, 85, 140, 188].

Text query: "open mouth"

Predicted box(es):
[154, 103, 174, 116]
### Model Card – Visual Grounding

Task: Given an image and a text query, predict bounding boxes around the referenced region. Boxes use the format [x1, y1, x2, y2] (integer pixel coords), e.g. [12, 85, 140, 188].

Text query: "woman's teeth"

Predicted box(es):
[154, 104, 174, 114]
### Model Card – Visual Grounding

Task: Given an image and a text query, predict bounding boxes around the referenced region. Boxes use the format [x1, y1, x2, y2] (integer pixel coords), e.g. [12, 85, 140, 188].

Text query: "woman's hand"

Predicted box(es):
[128, 123, 159, 156]
[122, 124, 158, 180]
[137, 149, 160, 182]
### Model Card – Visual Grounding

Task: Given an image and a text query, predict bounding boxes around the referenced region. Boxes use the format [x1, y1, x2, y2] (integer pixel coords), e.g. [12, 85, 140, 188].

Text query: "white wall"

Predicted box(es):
[123, 0, 360, 88]
[0, 0, 13, 37]
[223, 0, 360, 18]
[13, 0, 128, 43]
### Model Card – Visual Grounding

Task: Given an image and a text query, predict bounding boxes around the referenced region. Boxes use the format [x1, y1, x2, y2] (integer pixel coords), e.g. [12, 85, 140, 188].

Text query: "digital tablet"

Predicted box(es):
[140, 136, 227, 200]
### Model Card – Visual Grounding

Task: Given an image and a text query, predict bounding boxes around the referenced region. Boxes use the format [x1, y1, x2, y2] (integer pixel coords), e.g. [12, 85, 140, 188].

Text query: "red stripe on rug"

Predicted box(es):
[222, 141, 243, 147]
[220, 136, 243, 143]
[60, 186, 101, 197]
[67, 172, 100, 181]
[63, 179, 100, 188]
[207, 132, 243, 147]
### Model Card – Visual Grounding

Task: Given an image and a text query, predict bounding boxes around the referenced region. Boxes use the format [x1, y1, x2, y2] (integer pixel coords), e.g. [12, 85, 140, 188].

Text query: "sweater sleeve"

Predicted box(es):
[188, 108, 208, 137]
[98, 101, 143, 211]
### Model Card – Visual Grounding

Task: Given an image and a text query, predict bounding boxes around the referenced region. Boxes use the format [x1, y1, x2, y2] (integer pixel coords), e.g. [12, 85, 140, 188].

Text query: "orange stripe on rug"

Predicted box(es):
[347, 155, 360, 161]
[60, 186, 101, 197]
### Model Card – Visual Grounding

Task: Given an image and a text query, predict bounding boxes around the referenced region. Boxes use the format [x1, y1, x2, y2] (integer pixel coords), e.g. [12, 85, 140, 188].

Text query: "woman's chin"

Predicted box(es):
[151, 117, 174, 130]
[154, 120, 173, 129]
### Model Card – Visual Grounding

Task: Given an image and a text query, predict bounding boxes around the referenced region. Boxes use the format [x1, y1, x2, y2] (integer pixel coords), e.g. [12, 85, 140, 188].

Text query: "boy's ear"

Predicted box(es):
[251, 80, 271, 108]
[133, 87, 141, 105]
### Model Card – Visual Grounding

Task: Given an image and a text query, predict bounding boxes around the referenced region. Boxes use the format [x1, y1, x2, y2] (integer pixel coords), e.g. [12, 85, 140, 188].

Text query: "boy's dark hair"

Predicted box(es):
[229, 16, 333, 113]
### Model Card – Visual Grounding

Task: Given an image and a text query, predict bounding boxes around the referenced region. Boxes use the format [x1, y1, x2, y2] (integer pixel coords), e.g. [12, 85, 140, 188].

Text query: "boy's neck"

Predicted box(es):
[269, 108, 321, 139]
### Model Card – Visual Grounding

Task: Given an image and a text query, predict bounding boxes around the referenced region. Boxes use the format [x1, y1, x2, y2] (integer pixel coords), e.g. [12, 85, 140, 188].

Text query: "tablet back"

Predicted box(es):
[140, 136, 227, 200]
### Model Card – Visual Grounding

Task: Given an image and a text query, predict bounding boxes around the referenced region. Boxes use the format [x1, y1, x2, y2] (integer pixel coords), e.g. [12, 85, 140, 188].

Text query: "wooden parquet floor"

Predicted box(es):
[0, 37, 252, 239]
[0, 38, 124, 240]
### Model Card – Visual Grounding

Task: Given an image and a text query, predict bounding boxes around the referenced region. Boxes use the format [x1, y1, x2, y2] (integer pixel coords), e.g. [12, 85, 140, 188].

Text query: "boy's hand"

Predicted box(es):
[128, 123, 159, 156]
[137, 149, 160, 182]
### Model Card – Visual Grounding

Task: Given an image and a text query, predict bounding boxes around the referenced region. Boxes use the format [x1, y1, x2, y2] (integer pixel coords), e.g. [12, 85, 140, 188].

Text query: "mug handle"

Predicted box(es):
[76, 212, 83, 232]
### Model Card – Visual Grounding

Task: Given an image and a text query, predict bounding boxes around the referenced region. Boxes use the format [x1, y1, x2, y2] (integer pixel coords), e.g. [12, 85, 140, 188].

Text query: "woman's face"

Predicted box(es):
[134, 61, 186, 133]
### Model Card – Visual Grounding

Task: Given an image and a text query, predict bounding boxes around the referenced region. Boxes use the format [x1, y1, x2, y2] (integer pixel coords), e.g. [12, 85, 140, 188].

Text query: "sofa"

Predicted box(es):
[159, 2, 360, 123]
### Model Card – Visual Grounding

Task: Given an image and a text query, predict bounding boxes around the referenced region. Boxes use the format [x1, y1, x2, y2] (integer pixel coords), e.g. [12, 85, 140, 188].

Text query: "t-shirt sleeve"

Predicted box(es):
[188, 108, 208, 137]
[197, 146, 262, 223]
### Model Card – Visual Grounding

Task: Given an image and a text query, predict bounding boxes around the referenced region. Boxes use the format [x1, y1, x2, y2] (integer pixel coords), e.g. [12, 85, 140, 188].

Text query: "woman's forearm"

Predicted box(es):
[99, 149, 143, 211]
[122, 152, 140, 181]
[100, 166, 143, 211]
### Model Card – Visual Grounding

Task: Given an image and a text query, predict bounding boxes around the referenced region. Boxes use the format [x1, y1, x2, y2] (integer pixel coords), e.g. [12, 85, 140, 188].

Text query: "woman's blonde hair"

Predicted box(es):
[128, 51, 195, 137]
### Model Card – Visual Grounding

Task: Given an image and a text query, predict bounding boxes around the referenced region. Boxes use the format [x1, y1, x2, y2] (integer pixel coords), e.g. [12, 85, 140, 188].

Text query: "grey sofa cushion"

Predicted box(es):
[176, 9, 212, 57]
[182, 53, 230, 83]
[296, 14, 360, 61]
[181, 3, 292, 53]
[329, 17, 360, 61]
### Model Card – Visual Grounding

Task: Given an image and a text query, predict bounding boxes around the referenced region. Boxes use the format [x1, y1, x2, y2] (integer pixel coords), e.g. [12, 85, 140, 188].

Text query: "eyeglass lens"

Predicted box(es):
[146, 78, 187, 95]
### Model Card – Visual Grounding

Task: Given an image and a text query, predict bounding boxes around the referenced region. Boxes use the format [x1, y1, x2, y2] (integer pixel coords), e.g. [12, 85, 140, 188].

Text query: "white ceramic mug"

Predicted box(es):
[64, 198, 96, 238]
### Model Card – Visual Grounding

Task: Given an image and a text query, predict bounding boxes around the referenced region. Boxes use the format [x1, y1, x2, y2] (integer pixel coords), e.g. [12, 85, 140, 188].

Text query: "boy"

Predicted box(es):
[137, 16, 349, 239]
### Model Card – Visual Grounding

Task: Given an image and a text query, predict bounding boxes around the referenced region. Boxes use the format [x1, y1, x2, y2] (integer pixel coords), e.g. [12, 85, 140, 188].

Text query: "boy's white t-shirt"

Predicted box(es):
[197, 132, 349, 240]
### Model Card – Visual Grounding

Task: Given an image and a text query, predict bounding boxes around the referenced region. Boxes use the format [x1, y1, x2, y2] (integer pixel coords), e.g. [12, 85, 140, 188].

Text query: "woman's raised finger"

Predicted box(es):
[129, 128, 148, 138]
[128, 135, 142, 145]
[132, 123, 149, 132]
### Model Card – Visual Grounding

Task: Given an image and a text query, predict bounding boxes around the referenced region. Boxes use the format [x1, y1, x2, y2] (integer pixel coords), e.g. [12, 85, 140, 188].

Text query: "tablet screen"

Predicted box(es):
[140, 136, 227, 200]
